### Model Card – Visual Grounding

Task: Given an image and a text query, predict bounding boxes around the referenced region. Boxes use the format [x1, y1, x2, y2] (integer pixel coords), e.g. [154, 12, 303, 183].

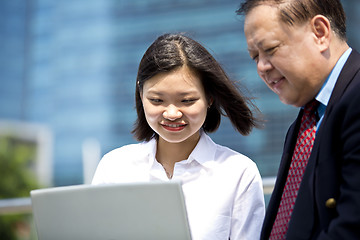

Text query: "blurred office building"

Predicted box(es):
[1, 0, 359, 186]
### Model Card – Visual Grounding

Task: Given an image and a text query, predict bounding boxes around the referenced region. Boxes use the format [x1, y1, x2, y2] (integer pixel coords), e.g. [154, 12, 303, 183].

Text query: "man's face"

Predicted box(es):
[244, 5, 325, 107]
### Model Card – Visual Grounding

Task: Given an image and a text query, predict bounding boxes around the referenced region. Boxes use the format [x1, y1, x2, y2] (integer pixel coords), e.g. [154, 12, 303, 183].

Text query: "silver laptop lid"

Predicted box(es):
[31, 181, 192, 240]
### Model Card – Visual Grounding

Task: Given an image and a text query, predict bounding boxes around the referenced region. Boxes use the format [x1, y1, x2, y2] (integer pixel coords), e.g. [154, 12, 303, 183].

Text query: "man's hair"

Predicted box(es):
[237, 0, 347, 41]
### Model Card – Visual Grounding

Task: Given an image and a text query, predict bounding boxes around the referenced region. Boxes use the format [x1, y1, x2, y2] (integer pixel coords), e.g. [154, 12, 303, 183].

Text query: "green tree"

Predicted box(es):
[0, 136, 39, 240]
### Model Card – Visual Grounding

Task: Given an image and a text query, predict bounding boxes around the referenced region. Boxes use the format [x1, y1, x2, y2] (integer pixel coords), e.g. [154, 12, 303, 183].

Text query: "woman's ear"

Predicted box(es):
[137, 81, 143, 101]
[311, 15, 331, 52]
[208, 97, 214, 108]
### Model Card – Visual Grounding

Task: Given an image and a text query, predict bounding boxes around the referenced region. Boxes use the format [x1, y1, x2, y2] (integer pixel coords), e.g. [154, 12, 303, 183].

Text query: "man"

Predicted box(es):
[237, 0, 360, 239]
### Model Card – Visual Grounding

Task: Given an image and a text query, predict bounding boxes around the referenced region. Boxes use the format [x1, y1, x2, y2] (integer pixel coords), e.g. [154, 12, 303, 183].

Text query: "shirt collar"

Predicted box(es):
[187, 130, 216, 167]
[133, 138, 157, 167]
[147, 138, 158, 165]
[316, 47, 352, 107]
[145, 130, 216, 167]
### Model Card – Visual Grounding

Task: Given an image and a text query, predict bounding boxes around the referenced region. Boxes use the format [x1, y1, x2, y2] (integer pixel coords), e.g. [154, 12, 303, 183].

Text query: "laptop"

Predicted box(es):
[31, 181, 192, 240]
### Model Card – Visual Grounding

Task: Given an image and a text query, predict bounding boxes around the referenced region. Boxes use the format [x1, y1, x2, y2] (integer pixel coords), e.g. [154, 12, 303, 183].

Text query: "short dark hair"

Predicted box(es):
[237, 0, 347, 41]
[132, 33, 260, 141]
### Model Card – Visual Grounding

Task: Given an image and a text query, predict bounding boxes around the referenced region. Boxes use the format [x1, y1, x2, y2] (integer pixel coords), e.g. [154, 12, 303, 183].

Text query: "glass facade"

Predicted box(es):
[1, 0, 359, 186]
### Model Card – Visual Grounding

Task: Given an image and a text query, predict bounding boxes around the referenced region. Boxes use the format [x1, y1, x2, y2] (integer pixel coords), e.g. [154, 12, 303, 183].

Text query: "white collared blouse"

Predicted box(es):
[92, 131, 265, 240]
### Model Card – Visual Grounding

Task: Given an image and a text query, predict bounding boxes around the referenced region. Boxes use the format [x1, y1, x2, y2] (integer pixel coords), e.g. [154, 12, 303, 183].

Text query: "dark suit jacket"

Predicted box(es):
[261, 50, 360, 240]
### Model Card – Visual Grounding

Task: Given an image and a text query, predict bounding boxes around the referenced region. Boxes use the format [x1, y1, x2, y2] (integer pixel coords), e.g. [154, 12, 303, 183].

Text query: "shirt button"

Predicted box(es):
[325, 198, 336, 209]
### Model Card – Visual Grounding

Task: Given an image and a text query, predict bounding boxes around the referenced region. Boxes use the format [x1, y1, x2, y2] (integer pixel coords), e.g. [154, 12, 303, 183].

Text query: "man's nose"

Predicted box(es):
[257, 54, 273, 74]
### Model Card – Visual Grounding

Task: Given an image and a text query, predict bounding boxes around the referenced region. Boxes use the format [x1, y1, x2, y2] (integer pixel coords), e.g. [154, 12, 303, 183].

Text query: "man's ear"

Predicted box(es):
[311, 15, 331, 52]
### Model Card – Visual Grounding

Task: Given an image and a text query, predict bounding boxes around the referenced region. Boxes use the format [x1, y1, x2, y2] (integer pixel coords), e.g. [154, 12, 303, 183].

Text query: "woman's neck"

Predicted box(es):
[155, 132, 200, 177]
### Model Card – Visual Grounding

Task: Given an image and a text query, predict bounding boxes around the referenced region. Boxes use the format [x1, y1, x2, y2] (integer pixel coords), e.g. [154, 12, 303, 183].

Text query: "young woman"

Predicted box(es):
[92, 33, 265, 240]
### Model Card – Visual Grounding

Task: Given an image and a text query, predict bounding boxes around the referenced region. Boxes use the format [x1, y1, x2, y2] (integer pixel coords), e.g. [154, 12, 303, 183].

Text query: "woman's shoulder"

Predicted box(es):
[207, 136, 248, 159]
[92, 141, 154, 184]
[101, 141, 153, 164]
[206, 138, 262, 184]
[216, 144, 255, 164]
[204, 134, 257, 167]
[105, 142, 144, 155]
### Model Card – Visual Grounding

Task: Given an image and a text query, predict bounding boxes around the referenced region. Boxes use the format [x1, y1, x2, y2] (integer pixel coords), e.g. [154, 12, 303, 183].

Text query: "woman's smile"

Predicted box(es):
[160, 121, 188, 132]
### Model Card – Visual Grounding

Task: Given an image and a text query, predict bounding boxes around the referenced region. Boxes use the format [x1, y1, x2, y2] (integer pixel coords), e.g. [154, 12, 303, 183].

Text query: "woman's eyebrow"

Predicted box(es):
[145, 90, 199, 96]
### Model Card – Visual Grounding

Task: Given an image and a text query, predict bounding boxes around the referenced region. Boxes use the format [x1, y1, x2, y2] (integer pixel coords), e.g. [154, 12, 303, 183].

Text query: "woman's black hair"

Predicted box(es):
[132, 33, 261, 141]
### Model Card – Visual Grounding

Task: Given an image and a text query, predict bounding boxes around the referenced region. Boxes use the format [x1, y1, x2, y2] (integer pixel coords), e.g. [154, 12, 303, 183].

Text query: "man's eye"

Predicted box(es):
[265, 46, 277, 54]
[251, 54, 259, 63]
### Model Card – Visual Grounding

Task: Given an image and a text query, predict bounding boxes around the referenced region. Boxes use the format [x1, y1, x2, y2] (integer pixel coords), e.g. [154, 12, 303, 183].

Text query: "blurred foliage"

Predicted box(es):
[0, 136, 39, 240]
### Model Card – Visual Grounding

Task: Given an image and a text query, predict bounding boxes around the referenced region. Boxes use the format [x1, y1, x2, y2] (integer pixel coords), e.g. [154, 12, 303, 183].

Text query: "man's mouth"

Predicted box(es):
[268, 77, 283, 85]
[272, 79, 280, 84]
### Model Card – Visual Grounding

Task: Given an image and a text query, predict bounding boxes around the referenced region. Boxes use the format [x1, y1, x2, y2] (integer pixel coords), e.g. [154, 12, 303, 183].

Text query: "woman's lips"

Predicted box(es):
[161, 122, 187, 131]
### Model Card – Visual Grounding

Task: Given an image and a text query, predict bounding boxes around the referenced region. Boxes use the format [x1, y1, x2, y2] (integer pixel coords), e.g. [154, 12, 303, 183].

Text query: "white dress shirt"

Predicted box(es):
[92, 131, 265, 240]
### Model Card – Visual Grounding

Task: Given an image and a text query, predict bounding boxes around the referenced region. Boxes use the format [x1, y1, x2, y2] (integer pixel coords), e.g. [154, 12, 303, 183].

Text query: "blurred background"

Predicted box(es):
[0, 0, 359, 239]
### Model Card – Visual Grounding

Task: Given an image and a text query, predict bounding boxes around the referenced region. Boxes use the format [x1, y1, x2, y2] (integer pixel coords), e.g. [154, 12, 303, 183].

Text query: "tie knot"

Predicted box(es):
[303, 100, 319, 118]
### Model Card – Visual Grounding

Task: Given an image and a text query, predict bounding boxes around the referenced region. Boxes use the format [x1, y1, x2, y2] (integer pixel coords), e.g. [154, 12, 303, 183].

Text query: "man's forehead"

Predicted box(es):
[244, 5, 280, 35]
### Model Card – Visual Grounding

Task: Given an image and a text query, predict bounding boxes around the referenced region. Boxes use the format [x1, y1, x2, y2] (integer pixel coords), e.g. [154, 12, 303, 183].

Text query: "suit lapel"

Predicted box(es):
[326, 50, 360, 116]
[287, 49, 360, 239]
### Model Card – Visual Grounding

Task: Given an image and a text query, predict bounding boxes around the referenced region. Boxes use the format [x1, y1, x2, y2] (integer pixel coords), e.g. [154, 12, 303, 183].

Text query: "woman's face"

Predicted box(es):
[141, 66, 209, 144]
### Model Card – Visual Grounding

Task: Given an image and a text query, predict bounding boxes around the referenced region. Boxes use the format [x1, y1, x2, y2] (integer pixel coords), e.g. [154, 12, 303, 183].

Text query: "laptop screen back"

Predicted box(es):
[31, 181, 192, 240]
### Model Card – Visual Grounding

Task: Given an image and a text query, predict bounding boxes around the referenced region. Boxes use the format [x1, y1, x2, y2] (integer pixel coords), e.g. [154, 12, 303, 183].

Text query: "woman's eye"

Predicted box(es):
[182, 99, 197, 104]
[149, 98, 163, 103]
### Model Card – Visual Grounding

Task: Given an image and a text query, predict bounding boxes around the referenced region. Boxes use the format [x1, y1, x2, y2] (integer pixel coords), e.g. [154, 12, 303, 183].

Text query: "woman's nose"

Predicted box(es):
[163, 105, 182, 120]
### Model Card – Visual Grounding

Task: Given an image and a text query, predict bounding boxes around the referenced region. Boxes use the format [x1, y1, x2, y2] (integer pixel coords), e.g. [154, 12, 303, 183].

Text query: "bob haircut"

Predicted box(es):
[132, 33, 260, 142]
[237, 0, 347, 41]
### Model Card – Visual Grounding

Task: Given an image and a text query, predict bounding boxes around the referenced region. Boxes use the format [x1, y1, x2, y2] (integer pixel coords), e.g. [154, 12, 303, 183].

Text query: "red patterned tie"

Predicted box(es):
[269, 100, 319, 240]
